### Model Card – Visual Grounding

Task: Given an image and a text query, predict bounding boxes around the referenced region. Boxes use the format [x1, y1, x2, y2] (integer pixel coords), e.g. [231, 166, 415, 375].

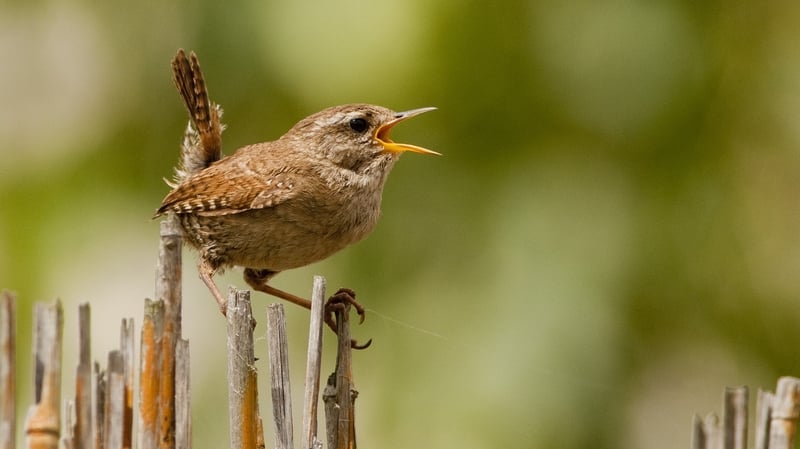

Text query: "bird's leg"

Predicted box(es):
[199, 259, 227, 315]
[243, 268, 311, 307]
[243, 268, 370, 349]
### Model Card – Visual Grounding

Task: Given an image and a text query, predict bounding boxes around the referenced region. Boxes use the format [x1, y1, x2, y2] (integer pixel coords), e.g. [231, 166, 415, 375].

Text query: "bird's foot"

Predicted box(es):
[325, 288, 372, 350]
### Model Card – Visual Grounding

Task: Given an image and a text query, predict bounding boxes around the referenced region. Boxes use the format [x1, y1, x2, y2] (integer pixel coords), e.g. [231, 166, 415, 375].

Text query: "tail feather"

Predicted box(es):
[170, 49, 224, 183]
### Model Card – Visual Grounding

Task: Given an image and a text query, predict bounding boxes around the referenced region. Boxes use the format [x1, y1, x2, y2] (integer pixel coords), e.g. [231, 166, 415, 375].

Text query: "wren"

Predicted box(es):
[155, 50, 437, 339]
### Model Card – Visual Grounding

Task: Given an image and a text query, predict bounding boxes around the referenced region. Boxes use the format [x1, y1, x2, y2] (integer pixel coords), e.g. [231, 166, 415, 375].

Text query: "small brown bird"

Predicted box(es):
[156, 50, 437, 341]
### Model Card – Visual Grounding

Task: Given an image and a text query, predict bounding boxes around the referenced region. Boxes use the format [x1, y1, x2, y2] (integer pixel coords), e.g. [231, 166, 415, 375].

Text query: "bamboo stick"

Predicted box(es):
[94, 363, 106, 449]
[138, 300, 164, 449]
[691, 414, 706, 449]
[71, 304, 92, 449]
[323, 301, 357, 449]
[754, 389, 772, 449]
[267, 304, 293, 449]
[301, 277, 326, 449]
[120, 319, 134, 449]
[156, 216, 183, 335]
[226, 289, 261, 449]
[104, 351, 125, 449]
[175, 339, 191, 449]
[156, 217, 183, 449]
[768, 376, 800, 449]
[0, 291, 16, 449]
[0, 290, 17, 449]
[723, 386, 747, 449]
[25, 301, 64, 449]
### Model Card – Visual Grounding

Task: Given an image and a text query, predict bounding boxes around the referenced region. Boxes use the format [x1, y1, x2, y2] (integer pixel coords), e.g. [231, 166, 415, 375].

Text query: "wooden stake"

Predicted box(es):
[156, 216, 183, 335]
[768, 376, 800, 449]
[754, 389, 772, 449]
[25, 301, 63, 449]
[0, 291, 16, 449]
[267, 304, 293, 449]
[138, 300, 164, 449]
[226, 289, 261, 449]
[723, 386, 747, 449]
[301, 277, 326, 449]
[175, 339, 191, 449]
[156, 217, 183, 449]
[104, 351, 125, 449]
[120, 319, 134, 449]
[94, 363, 106, 449]
[323, 301, 357, 449]
[69, 304, 92, 449]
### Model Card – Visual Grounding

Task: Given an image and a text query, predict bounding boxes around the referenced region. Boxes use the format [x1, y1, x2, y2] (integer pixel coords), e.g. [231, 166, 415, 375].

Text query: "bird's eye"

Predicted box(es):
[349, 117, 369, 133]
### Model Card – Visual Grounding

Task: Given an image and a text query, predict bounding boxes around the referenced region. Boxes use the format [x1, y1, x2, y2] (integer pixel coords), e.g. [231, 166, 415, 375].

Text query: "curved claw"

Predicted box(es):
[356, 307, 366, 324]
[351, 338, 373, 350]
[324, 287, 371, 349]
[330, 288, 367, 324]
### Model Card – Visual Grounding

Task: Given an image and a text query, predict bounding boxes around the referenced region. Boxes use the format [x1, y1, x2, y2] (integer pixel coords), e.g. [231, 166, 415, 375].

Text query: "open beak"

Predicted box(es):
[375, 107, 440, 156]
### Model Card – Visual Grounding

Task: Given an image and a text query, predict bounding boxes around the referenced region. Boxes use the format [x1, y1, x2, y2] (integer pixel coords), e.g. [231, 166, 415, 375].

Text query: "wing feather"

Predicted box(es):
[156, 150, 305, 217]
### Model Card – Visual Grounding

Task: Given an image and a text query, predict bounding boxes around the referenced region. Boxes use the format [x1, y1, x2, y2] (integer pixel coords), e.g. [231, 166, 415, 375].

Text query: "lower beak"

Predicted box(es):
[375, 107, 440, 155]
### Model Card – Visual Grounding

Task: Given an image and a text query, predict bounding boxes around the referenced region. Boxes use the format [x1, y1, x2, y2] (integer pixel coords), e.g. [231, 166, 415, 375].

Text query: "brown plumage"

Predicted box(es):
[156, 50, 438, 337]
[170, 49, 223, 178]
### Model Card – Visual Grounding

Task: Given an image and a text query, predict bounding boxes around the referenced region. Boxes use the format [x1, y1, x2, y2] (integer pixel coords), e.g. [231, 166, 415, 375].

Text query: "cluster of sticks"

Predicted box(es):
[693, 379, 800, 449]
[0, 217, 360, 449]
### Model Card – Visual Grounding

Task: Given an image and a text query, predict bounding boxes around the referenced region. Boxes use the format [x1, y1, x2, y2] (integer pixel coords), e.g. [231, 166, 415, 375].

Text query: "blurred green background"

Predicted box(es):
[3, 1, 800, 448]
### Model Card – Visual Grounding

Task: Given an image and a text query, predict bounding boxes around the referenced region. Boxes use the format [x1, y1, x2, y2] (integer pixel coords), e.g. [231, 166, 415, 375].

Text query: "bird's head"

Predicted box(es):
[287, 104, 438, 175]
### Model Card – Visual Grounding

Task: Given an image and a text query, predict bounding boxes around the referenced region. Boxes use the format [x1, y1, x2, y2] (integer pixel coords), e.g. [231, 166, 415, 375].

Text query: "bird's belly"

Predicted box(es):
[186, 197, 380, 271]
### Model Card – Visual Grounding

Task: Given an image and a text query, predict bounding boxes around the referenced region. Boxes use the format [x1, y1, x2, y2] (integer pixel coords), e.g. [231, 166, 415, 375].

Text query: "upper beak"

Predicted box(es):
[374, 107, 440, 156]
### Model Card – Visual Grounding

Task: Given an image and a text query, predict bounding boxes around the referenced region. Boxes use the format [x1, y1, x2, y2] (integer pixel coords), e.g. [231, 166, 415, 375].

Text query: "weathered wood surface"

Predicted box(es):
[267, 304, 294, 449]
[694, 377, 800, 449]
[768, 377, 800, 449]
[105, 351, 125, 449]
[120, 319, 134, 449]
[175, 339, 191, 449]
[0, 291, 16, 449]
[301, 276, 326, 449]
[323, 301, 357, 449]
[226, 289, 262, 449]
[24, 301, 63, 449]
[755, 389, 772, 449]
[64, 303, 92, 449]
[139, 299, 164, 449]
[156, 217, 183, 449]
